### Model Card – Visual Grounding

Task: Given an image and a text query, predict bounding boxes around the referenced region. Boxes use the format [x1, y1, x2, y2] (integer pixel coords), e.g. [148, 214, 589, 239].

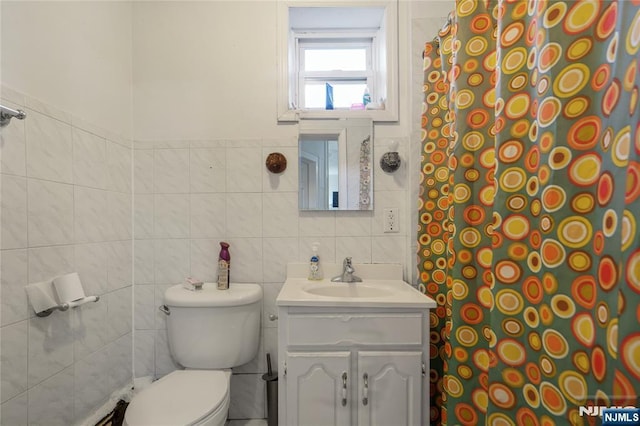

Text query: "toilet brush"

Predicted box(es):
[263, 353, 278, 426]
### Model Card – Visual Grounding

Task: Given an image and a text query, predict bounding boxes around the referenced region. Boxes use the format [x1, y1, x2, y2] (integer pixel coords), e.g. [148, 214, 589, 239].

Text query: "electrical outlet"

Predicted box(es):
[383, 208, 399, 233]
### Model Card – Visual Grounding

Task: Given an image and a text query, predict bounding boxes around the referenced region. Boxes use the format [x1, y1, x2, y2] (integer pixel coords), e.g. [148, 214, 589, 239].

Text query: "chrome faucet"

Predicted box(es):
[332, 257, 362, 283]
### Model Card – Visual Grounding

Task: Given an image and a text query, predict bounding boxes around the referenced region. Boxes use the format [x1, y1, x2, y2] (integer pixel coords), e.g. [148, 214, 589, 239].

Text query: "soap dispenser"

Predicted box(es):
[308, 243, 323, 280]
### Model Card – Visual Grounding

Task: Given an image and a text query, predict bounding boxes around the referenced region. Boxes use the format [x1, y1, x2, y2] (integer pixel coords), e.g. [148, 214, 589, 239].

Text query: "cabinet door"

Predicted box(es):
[357, 351, 422, 426]
[286, 351, 351, 426]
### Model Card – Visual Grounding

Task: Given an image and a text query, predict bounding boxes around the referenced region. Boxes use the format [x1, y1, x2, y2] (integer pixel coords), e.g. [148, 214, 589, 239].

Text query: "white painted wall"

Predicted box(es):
[1, 1, 133, 138]
[1, 2, 134, 424]
[132, 1, 419, 140]
[133, 1, 286, 141]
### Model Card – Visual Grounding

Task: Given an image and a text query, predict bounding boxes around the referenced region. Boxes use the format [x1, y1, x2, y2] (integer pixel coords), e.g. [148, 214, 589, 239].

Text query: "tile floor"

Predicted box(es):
[227, 420, 267, 426]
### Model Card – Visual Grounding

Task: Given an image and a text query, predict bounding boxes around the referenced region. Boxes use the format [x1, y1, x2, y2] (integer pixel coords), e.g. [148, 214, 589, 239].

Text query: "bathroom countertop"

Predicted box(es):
[276, 263, 437, 309]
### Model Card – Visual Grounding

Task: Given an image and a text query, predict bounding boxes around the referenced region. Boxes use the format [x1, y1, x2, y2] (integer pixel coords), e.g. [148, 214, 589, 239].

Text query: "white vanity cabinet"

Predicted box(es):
[275, 264, 437, 426]
[277, 309, 430, 426]
[357, 351, 422, 426]
[285, 351, 351, 425]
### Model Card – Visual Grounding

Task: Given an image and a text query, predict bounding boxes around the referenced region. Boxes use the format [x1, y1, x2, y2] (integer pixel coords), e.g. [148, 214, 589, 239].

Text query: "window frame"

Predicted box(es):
[277, 0, 399, 122]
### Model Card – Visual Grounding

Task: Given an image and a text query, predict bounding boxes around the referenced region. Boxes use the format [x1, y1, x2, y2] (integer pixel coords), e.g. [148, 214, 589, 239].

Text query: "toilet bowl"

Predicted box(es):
[124, 370, 230, 426]
[123, 283, 262, 426]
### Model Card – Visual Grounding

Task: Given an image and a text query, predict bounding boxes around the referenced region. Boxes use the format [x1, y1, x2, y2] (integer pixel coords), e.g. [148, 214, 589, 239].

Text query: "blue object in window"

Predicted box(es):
[325, 83, 334, 110]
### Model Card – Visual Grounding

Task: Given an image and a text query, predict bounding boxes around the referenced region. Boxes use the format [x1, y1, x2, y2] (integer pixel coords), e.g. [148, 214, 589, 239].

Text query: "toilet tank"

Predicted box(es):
[163, 283, 262, 369]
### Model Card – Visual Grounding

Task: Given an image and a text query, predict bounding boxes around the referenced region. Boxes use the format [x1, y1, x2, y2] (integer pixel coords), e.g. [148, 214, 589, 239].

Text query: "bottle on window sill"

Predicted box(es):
[362, 86, 371, 106]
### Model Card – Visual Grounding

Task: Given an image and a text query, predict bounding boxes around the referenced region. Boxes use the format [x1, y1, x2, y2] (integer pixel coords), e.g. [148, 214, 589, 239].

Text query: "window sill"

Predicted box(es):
[278, 108, 398, 123]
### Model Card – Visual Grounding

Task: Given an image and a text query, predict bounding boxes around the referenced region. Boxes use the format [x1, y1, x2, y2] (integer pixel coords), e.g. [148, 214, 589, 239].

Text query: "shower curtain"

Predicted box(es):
[419, 1, 640, 424]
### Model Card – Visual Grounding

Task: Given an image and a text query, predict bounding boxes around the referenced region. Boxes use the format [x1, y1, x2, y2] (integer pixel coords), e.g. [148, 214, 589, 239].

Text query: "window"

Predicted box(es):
[298, 38, 373, 109]
[277, 2, 399, 122]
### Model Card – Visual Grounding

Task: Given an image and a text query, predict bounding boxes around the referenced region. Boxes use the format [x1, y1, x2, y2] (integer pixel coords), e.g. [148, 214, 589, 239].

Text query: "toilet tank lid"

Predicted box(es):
[165, 283, 262, 307]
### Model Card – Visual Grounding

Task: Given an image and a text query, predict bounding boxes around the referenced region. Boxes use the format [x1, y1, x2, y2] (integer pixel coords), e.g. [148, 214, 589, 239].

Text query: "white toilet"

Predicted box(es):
[124, 282, 263, 426]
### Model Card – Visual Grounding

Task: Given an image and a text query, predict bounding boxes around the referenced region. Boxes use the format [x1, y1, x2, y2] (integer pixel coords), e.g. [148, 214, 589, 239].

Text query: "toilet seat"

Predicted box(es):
[124, 370, 229, 426]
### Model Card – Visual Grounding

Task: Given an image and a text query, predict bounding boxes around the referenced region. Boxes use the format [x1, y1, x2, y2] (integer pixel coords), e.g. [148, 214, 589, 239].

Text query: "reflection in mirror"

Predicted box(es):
[299, 137, 339, 210]
[298, 119, 373, 211]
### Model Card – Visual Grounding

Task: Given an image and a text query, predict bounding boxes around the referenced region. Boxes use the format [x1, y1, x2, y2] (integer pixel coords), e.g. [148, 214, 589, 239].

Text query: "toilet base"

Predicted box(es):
[193, 392, 229, 426]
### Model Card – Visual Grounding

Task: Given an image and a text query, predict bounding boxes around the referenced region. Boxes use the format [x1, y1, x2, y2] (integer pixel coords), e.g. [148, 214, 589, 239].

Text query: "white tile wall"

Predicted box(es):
[134, 330, 155, 377]
[28, 367, 75, 426]
[74, 186, 109, 243]
[229, 373, 266, 419]
[190, 193, 226, 238]
[227, 146, 263, 193]
[108, 191, 132, 240]
[73, 301, 110, 360]
[190, 239, 221, 282]
[154, 239, 190, 284]
[1, 249, 29, 326]
[72, 127, 107, 189]
[154, 194, 190, 238]
[74, 243, 109, 296]
[0, 90, 133, 425]
[74, 348, 109, 421]
[0, 392, 28, 426]
[1, 321, 28, 402]
[27, 313, 74, 387]
[190, 148, 226, 193]
[27, 179, 74, 247]
[134, 240, 155, 284]
[25, 110, 74, 184]
[0, 100, 27, 177]
[107, 141, 132, 193]
[27, 246, 75, 284]
[134, 284, 156, 330]
[1, 175, 28, 249]
[153, 149, 189, 193]
[107, 241, 133, 291]
[227, 193, 263, 238]
[133, 149, 154, 194]
[132, 135, 408, 420]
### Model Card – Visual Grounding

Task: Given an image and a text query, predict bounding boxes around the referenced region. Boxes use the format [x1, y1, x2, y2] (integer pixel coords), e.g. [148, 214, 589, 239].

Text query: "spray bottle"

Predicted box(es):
[218, 242, 230, 290]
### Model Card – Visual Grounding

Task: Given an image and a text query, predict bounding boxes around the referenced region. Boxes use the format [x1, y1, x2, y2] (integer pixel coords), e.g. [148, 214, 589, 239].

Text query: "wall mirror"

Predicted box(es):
[298, 118, 373, 211]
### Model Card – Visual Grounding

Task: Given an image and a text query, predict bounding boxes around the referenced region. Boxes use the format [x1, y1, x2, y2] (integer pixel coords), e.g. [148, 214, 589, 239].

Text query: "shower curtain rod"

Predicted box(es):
[0, 104, 27, 128]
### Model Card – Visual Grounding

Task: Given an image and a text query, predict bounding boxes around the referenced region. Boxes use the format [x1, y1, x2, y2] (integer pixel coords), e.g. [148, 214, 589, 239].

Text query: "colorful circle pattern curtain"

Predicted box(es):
[419, 1, 640, 424]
